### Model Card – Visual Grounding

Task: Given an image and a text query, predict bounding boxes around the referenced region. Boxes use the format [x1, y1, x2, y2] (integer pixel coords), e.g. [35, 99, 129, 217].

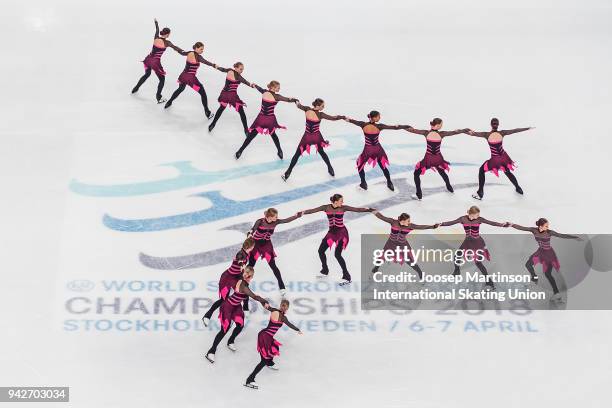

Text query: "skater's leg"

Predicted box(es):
[208, 105, 226, 131]
[203, 298, 223, 319]
[334, 245, 351, 281]
[318, 147, 334, 176]
[164, 83, 186, 107]
[525, 258, 538, 281]
[358, 169, 367, 189]
[226, 323, 244, 345]
[410, 263, 423, 279]
[268, 258, 286, 290]
[283, 149, 301, 179]
[452, 264, 461, 276]
[318, 239, 329, 274]
[270, 131, 283, 159]
[504, 170, 523, 194]
[236, 130, 257, 158]
[543, 264, 559, 294]
[154, 71, 165, 102]
[237, 106, 249, 135]
[475, 164, 486, 198]
[378, 159, 394, 190]
[437, 167, 453, 192]
[132, 68, 152, 93]
[475, 261, 493, 287]
[246, 357, 269, 384]
[413, 169, 422, 199]
[195, 82, 211, 116]
[208, 326, 229, 354]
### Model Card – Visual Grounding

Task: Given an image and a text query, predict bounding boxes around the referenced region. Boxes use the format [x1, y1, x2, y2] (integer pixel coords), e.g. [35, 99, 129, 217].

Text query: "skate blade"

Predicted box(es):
[339, 281, 352, 286]
[157, 98, 167, 104]
[205, 355, 215, 364]
[472, 194, 482, 201]
[244, 383, 258, 390]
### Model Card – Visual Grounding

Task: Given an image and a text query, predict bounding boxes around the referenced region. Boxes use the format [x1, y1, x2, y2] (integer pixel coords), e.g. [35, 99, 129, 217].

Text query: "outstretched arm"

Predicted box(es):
[410, 223, 438, 230]
[253, 84, 266, 94]
[373, 211, 395, 224]
[196, 54, 217, 68]
[154, 19, 160, 38]
[240, 282, 269, 308]
[439, 217, 462, 227]
[479, 217, 510, 227]
[500, 127, 532, 136]
[319, 112, 345, 121]
[274, 93, 298, 103]
[439, 129, 470, 137]
[343, 205, 374, 213]
[510, 224, 534, 232]
[377, 123, 401, 130]
[248, 219, 262, 236]
[282, 315, 301, 332]
[165, 40, 187, 55]
[468, 130, 490, 138]
[234, 71, 252, 87]
[300, 205, 327, 215]
[405, 127, 429, 135]
[344, 118, 367, 127]
[295, 102, 309, 111]
[277, 213, 302, 224]
[549, 230, 580, 240]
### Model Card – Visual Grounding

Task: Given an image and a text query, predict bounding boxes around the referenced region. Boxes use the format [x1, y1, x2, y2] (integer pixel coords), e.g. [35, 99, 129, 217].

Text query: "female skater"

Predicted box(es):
[247, 208, 302, 296]
[131, 19, 186, 103]
[281, 99, 345, 181]
[510, 218, 580, 301]
[163, 42, 221, 118]
[469, 118, 533, 200]
[300, 194, 375, 285]
[244, 299, 301, 390]
[205, 266, 269, 363]
[344, 111, 408, 191]
[404, 118, 470, 200]
[208, 62, 255, 135]
[202, 237, 255, 327]
[371, 211, 439, 277]
[235, 81, 299, 160]
[438, 206, 509, 288]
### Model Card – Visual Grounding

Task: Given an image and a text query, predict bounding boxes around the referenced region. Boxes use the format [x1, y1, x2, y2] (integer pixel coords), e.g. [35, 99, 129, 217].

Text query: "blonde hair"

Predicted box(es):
[243, 266, 255, 278]
[468, 206, 480, 214]
[267, 80, 280, 89]
[265, 208, 278, 217]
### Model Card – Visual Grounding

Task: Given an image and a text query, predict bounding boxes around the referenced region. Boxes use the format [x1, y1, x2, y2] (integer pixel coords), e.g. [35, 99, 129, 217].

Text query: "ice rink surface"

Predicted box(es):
[1, 0, 612, 406]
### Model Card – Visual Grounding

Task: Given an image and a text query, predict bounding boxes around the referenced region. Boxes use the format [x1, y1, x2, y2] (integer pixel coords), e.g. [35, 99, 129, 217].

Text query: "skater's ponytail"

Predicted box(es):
[536, 218, 548, 227]
[330, 193, 343, 203]
[430, 118, 443, 127]
[160, 27, 171, 36]
[398, 213, 410, 222]
[193, 41, 204, 50]
[491, 117, 500, 131]
[468, 205, 480, 215]
[280, 299, 290, 307]
[233, 61, 244, 69]
[367, 110, 380, 121]
[312, 98, 324, 107]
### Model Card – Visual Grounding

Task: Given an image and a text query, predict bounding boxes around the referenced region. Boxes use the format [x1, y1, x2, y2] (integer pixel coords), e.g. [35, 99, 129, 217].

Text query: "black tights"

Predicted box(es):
[285, 146, 333, 177]
[248, 256, 285, 290]
[166, 82, 211, 115]
[209, 105, 249, 134]
[476, 164, 522, 198]
[453, 261, 493, 286]
[246, 356, 274, 383]
[358, 159, 392, 186]
[208, 323, 244, 354]
[237, 130, 282, 157]
[525, 259, 559, 294]
[132, 68, 165, 101]
[318, 240, 350, 281]
[413, 167, 452, 199]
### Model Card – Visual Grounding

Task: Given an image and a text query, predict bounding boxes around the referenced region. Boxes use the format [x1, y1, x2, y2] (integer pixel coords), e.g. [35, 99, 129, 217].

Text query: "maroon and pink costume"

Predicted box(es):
[256, 309, 300, 360]
[249, 85, 297, 136]
[176, 53, 216, 91]
[216, 68, 251, 111]
[407, 128, 469, 174]
[440, 216, 508, 261]
[324, 208, 350, 249]
[347, 120, 403, 171]
[143, 45, 167, 76]
[470, 128, 530, 176]
[294, 103, 344, 155]
[375, 213, 436, 264]
[218, 249, 249, 300]
[250, 219, 278, 262]
[511, 226, 578, 271]
[218, 281, 250, 332]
